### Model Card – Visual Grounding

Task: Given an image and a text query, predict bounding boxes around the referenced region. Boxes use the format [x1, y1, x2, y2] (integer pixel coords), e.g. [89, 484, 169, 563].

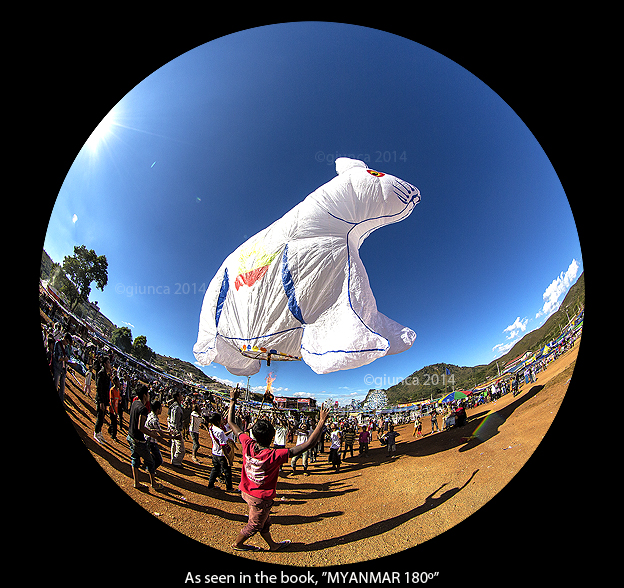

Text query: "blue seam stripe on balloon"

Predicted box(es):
[281, 244, 306, 324]
[344, 223, 389, 350]
[301, 345, 388, 356]
[299, 199, 418, 356]
[215, 268, 229, 328]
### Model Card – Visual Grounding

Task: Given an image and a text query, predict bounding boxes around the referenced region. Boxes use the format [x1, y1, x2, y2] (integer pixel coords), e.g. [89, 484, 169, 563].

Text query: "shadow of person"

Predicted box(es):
[459, 385, 544, 452]
[286, 470, 479, 552]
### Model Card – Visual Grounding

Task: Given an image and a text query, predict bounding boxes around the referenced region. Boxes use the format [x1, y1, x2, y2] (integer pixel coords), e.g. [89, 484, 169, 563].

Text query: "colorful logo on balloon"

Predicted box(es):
[234, 241, 280, 290]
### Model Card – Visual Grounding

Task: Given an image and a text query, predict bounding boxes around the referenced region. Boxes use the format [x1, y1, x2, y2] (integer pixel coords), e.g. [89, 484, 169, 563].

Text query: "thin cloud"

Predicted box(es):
[503, 316, 529, 340]
[536, 259, 580, 318]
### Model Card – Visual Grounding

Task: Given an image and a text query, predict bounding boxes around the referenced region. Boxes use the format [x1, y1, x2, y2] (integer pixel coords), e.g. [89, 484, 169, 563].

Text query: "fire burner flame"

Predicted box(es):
[264, 372, 276, 404]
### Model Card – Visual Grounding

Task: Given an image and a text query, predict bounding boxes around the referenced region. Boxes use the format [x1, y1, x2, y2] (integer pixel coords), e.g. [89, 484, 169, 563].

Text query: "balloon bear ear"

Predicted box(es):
[335, 157, 367, 175]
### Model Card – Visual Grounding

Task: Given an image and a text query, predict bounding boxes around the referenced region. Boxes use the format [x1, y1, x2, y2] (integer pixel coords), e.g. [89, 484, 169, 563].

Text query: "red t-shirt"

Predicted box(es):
[238, 433, 289, 500]
[109, 386, 120, 414]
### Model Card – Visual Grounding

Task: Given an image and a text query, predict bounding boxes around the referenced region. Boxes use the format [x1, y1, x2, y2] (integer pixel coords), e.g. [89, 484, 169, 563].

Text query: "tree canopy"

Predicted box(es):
[61, 245, 108, 310]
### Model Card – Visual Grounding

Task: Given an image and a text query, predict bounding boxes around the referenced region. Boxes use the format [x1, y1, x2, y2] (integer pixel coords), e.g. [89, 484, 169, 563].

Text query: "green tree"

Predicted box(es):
[48, 262, 77, 305]
[61, 245, 108, 310]
[132, 335, 154, 362]
[111, 326, 133, 353]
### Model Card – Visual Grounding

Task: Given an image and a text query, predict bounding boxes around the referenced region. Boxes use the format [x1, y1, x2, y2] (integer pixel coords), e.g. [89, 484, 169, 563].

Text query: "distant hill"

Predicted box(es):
[495, 271, 584, 367]
[152, 353, 228, 391]
[376, 363, 490, 405]
[374, 272, 585, 406]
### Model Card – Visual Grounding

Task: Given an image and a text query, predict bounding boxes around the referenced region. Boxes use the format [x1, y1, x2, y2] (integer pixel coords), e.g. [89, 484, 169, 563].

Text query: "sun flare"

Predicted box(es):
[85, 110, 117, 153]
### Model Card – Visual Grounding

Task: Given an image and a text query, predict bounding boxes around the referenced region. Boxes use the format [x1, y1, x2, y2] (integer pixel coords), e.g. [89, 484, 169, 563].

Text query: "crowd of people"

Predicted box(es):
[40, 290, 582, 552]
[42, 308, 410, 483]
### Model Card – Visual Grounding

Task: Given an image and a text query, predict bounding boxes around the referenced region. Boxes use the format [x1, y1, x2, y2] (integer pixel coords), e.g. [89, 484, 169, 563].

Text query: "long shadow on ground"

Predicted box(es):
[284, 469, 479, 552]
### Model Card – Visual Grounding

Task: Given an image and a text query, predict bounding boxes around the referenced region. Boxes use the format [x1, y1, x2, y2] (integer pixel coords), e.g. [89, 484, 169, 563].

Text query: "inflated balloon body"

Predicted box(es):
[193, 158, 420, 376]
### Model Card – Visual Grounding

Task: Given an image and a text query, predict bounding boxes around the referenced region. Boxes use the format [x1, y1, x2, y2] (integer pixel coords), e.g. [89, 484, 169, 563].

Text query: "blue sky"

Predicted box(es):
[43, 23, 582, 405]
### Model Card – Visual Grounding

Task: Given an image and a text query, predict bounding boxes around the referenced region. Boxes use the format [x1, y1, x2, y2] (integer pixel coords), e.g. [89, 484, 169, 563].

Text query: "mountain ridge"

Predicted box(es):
[369, 271, 584, 406]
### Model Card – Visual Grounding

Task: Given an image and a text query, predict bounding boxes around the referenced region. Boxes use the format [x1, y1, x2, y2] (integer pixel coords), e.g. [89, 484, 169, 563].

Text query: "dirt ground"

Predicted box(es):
[60, 341, 579, 568]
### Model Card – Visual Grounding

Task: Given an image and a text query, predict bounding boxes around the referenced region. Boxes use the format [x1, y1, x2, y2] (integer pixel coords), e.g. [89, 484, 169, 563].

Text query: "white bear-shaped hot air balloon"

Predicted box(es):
[193, 157, 420, 376]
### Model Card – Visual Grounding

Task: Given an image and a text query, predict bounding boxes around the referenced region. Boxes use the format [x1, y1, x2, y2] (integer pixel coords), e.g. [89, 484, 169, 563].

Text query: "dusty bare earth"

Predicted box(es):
[59, 342, 579, 569]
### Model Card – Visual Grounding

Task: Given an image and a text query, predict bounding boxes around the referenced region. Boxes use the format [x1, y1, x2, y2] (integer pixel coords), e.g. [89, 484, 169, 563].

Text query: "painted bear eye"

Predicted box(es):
[366, 169, 385, 177]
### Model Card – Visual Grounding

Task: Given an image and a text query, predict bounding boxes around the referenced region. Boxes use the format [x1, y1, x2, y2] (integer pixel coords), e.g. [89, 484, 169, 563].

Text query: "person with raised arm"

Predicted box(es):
[227, 385, 330, 552]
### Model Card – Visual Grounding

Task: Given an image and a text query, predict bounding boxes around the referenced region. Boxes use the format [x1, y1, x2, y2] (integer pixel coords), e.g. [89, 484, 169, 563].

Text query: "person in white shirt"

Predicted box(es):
[272, 416, 287, 472]
[83, 368, 93, 398]
[290, 420, 311, 475]
[207, 412, 234, 491]
[189, 403, 203, 464]
[167, 391, 185, 467]
[273, 419, 287, 449]
[329, 424, 341, 473]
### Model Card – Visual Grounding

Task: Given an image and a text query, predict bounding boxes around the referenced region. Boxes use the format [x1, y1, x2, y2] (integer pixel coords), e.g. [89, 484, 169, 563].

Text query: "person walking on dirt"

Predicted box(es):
[168, 391, 185, 467]
[128, 385, 164, 490]
[431, 408, 439, 433]
[189, 402, 203, 464]
[358, 425, 371, 455]
[329, 424, 342, 472]
[383, 425, 400, 457]
[108, 376, 121, 441]
[342, 424, 356, 459]
[94, 356, 111, 444]
[207, 412, 233, 490]
[53, 333, 72, 403]
[290, 419, 311, 474]
[145, 400, 171, 474]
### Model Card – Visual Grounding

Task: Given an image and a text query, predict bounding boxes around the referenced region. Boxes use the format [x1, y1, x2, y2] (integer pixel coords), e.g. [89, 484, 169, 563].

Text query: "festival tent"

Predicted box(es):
[379, 406, 413, 414]
[502, 351, 533, 374]
[440, 390, 468, 403]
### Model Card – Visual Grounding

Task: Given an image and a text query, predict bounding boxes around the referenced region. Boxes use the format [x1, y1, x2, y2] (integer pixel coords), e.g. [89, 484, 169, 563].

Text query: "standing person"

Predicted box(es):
[358, 425, 370, 456]
[273, 416, 287, 450]
[207, 412, 233, 491]
[94, 356, 112, 444]
[145, 400, 170, 474]
[328, 424, 342, 472]
[273, 416, 287, 472]
[341, 424, 356, 459]
[167, 391, 185, 467]
[108, 376, 121, 442]
[189, 402, 203, 464]
[45, 334, 55, 375]
[128, 385, 163, 490]
[52, 333, 72, 403]
[290, 420, 310, 475]
[118, 374, 128, 431]
[430, 407, 439, 433]
[227, 386, 330, 552]
[182, 397, 192, 441]
[383, 424, 400, 457]
[287, 420, 295, 444]
[83, 367, 93, 399]
[413, 415, 422, 437]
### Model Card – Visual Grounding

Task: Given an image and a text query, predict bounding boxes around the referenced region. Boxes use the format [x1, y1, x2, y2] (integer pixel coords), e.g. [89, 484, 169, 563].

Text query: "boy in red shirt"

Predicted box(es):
[227, 385, 329, 552]
[108, 376, 121, 441]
